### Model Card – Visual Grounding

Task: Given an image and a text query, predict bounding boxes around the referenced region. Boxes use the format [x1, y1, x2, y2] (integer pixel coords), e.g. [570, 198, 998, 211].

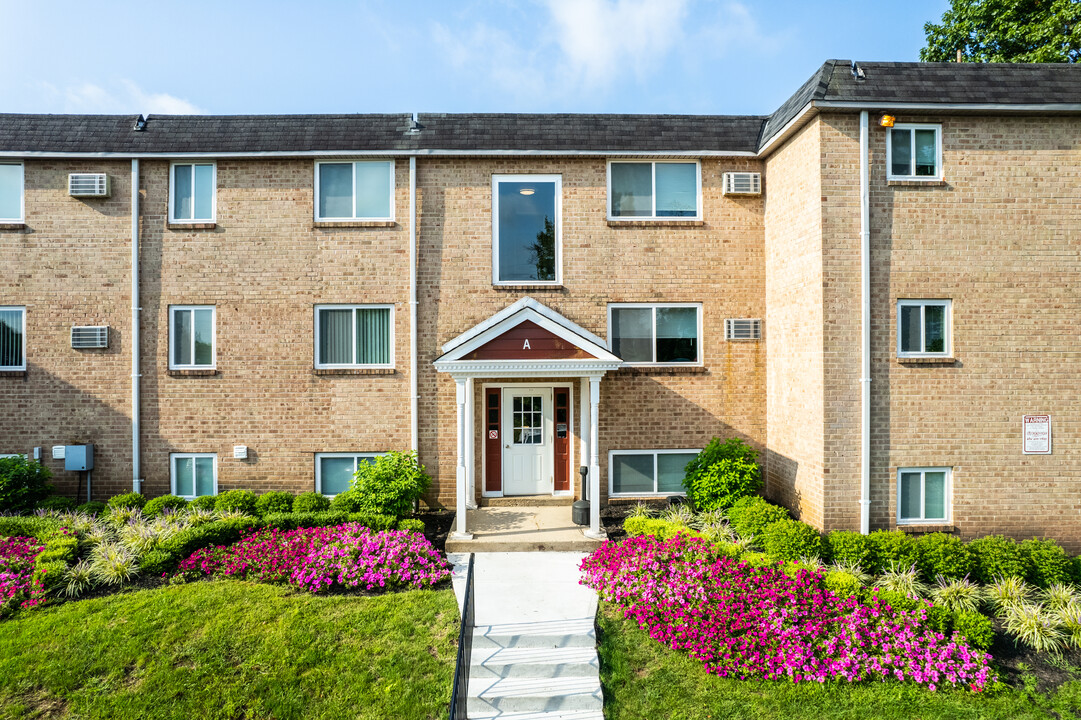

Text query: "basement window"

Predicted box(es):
[887, 124, 941, 180]
[898, 467, 950, 524]
[169, 163, 216, 222]
[315, 452, 382, 496]
[171, 453, 217, 499]
[0, 163, 24, 222]
[897, 299, 951, 357]
[315, 160, 394, 221]
[609, 449, 699, 497]
[608, 160, 700, 220]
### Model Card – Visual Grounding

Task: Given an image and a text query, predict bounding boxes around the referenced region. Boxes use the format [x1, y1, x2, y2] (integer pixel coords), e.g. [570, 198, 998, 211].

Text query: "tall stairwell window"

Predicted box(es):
[314, 305, 393, 369]
[492, 175, 561, 285]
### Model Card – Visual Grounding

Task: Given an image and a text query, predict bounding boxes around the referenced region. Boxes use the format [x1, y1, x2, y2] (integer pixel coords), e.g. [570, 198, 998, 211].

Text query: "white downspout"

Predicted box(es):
[409, 156, 419, 454]
[858, 111, 871, 534]
[131, 159, 142, 494]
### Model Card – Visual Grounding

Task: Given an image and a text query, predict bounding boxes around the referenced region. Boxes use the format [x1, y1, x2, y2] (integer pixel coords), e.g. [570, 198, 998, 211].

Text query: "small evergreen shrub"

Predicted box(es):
[348, 513, 396, 531]
[292, 492, 330, 513]
[300, 511, 347, 528]
[969, 535, 1026, 584]
[189, 495, 218, 511]
[953, 610, 995, 651]
[36, 496, 77, 513]
[871, 588, 922, 613]
[75, 501, 107, 516]
[925, 604, 953, 634]
[0, 515, 53, 540]
[262, 512, 298, 531]
[824, 569, 862, 598]
[1072, 556, 1081, 586]
[738, 551, 774, 569]
[396, 518, 425, 534]
[107, 492, 146, 511]
[916, 533, 974, 581]
[255, 491, 294, 516]
[159, 517, 259, 561]
[713, 541, 744, 560]
[350, 451, 431, 518]
[1022, 538, 1073, 588]
[34, 560, 69, 594]
[726, 496, 789, 540]
[140, 549, 174, 577]
[0, 456, 53, 514]
[825, 531, 876, 572]
[143, 494, 188, 518]
[623, 516, 700, 541]
[214, 489, 258, 516]
[38, 533, 79, 564]
[681, 438, 762, 512]
[329, 489, 365, 513]
[761, 519, 823, 562]
[866, 531, 920, 575]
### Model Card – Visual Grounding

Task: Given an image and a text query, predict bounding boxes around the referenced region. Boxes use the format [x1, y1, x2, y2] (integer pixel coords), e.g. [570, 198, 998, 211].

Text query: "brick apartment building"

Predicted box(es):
[1, 60, 1079, 545]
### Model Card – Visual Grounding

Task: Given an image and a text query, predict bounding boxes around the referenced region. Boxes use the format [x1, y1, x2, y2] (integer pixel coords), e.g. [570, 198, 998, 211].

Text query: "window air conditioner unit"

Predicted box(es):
[725, 318, 762, 341]
[71, 326, 109, 349]
[68, 173, 110, 197]
[722, 172, 761, 196]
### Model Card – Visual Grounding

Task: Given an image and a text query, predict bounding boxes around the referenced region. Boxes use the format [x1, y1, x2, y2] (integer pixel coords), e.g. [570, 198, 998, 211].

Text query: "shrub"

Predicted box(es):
[925, 604, 953, 634]
[681, 438, 762, 512]
[953, 610, 995, 651]
[714, 541, 744, 560]
[255, 491, 293, 516]
[871, 588, 922, 613]
[866, 531, 919, 575]
[738, 551, 775, 569]
[292, 492, 330, 513]
[1022, 538, 1073, 588]
[1056, 603, 1081, 650]
[188, 495, 217, 512]
[396, 518, 425, 534]
[36, 496, 77, 513]
[727, 496, 789, 540]
[34, 560, 69, 595]
[329, 489, 365, 513]
[761, 520, 823, 562]
[350, 451, 431, 519]
[1004, 602, 1064, 653]
[825, 531, 876, 572]
[143, 495, 188, 518]
[1043, 583, 1080, 612]
[291, 511, 348, 529]
[0, 456, 53, 514]
[824, 570, 862, 598]
[38, 533, 79, 565]
[158, 518, 259, 565]
[348, 513, 396, 531]
[214, 489, 258, 516]
[75, 501, 107, 516]
[140, 550, 174, 578]
[987, 575, 1034, 616]
[916, 533, 974, 581]
[108, 492, 146, 511]
[875, 563, 928, 599]
[624, 517, 700, 541]
[0, 516, 54, 541]
[62, 559, 95, 598]
[262, 512, 299, 531]
[969, 535, 1026, 584]
[930, 575, 983, 614]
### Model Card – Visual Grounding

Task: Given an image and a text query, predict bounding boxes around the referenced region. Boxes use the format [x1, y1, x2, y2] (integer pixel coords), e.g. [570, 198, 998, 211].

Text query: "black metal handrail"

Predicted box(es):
[449, 553, 475, 720]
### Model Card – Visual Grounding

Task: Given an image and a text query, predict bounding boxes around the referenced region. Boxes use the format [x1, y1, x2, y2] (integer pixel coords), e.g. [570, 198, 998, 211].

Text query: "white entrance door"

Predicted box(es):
[502, 387, 553, 495]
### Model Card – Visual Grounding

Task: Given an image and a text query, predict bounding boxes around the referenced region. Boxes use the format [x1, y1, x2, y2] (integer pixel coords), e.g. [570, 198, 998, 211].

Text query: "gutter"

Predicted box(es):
[409, 156, 418, 453]
[858, 111, 871, 534]
[131, 159, 142, 494]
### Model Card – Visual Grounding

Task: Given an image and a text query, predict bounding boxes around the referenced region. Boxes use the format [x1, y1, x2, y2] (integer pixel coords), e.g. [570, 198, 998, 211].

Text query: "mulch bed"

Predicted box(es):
[989, 619, 1081, 692]
[416, 510, 454, 556]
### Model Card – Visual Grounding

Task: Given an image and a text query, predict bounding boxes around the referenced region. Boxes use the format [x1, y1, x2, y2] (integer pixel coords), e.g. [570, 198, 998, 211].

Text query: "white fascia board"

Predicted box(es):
[0, 149, 757, 159]
[440, 297, 609, 356]
[435, 359, 622, 378]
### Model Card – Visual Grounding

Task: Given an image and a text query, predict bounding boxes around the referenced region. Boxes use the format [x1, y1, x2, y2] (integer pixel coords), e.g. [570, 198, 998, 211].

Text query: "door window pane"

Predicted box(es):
[657, 453, 694, 493]
[656, 307, 698, 362]
[174, 457, 194, 497]
[923, 305, 945, 352]
[513, 395, 543, 445]
[319, 309, 353, 365]
[612, 454, 654, 494]
[320, 457, 355, 495]
[610, 163, 651, 217]
[355, 161, 392, 218]
[900, 471, 921, 520]
[0, 308, 23, 368]
[915, 130, 937, 176]
[174, 165, 193, 220]
[891, 129, 912, 176]
[193, 309, 214, 365]
[924, 471, 946, 519]
[173, 311, 192, 366]
[0, 164, 22, 220]
[194, 457, 215, 496]
[611, 307, 652, 362]
[655, 163, 697, 217]
[318, 163, 353, 219]
[496, 180, 557, 282]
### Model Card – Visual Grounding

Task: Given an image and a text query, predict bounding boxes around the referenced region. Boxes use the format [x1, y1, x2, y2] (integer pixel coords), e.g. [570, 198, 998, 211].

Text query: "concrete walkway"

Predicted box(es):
[449, 552, 603, 720]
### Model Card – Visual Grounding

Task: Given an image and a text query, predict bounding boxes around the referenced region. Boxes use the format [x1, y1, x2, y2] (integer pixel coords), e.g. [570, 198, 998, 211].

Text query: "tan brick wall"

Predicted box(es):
[763, 119, 826, 527]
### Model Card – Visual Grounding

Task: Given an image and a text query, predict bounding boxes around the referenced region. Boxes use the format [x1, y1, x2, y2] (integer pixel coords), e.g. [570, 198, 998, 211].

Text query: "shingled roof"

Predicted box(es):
[1, 61, 1079, 157]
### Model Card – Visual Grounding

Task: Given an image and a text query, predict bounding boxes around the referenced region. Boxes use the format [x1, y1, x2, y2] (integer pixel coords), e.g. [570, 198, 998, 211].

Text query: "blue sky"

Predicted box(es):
[1, 0, 948, 117]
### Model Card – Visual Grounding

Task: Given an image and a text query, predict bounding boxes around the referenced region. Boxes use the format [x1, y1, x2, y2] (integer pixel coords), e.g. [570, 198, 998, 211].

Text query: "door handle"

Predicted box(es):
[505, 444, 510, 449]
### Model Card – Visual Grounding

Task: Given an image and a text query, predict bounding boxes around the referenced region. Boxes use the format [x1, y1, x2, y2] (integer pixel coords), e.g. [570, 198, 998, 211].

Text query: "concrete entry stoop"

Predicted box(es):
[446, 506, 606, 553]
[449, 552, 604, 720]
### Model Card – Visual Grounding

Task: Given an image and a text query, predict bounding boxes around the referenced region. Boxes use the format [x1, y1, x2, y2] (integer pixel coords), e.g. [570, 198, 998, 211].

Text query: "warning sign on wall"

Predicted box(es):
[1023, 415, 1052, 455]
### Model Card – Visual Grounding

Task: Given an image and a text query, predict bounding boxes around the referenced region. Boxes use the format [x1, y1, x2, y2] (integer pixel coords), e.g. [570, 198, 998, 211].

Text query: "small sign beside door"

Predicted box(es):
[1023, 415, 1051, 455]
[489, 430, 498, 440]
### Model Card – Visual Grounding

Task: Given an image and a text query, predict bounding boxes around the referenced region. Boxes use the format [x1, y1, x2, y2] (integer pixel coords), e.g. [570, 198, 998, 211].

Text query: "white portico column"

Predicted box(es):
[450, 377, 473, 540]
[585, 375, 604, 539]
[465, 377, 477, 509]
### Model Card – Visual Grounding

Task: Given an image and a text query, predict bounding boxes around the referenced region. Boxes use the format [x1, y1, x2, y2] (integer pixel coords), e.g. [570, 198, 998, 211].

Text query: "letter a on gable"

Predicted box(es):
[523, 339, 531, 350]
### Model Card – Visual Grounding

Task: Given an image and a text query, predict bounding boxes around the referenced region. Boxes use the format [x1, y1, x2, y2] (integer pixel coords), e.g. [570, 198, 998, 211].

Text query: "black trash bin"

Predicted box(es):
[572, 500, 590, 526]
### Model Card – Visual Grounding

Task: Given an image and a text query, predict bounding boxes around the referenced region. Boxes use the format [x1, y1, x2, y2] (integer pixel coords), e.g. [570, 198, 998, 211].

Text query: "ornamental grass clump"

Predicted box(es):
[1054, 602, 1081, 650]
[987, 575, 1034, 615]
[1004, 602, 1065, 653]
[1043, 582, 1080, 612]
[90, 543, 140, 586]
[63, 559, 95, 598]
[580, 534, 994, 691]
[875, 561, 929, 599]
[930, 575, 984, 614]
[0, 535, 46, 616]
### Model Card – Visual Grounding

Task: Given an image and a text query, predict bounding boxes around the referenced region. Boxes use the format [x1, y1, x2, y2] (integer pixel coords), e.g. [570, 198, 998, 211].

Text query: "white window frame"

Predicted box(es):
[608, 448, 701, 498]
[313, 304, 395, 370]
[0, 306, 26, 371]
[170, 453, 218, 499]
[896, 299, 952, 358]
[491, 174, 562, 286]
[313, 160, 396, 222]
[168, 162, 217, 223]
[886, 124, 943, 181]
[606, 160, 702, 221]
[607, 302, 704, 366]
[314, 452, 384, 496]
[897, 466, 951, 525]
[168, 305, 217, 370]
[0, 162, 25, 223]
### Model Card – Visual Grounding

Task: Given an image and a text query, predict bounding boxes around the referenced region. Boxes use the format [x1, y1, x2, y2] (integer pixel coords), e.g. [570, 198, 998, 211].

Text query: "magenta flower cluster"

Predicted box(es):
[580, 534, 994, 691]
[177, 524, 449, 593]
[0, 535, 45, 615]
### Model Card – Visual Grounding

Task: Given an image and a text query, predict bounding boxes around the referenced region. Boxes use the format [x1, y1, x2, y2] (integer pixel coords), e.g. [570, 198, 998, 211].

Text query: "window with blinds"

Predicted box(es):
[0, 307, 26, 370]
[314, 305, 393, 369]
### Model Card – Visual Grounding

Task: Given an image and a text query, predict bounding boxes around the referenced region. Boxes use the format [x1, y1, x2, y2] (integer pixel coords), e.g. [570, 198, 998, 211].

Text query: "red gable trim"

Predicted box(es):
[463, 320, 598, 360]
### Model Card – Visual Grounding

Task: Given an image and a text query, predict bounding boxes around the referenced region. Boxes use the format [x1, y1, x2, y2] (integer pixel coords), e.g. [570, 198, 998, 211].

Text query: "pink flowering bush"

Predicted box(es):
[176, 523, 449, 593]
[581, 534, 995, 691]
[0, 535, 46, 616]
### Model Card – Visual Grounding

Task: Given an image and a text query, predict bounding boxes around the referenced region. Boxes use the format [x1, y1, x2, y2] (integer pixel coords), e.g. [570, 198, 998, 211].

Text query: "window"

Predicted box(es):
[0, 163, 24, 222]
[608, 303, 701, 365]
[314, 305, 393, 369]
[171, 453, 217, 499]
[898, 467, 950, 524]
[492, 174, 561, 285]
[315, 160, 394, 221]
[169, 306, 216, 370]
[609, 449, 700, 497]
[608, 161, 700, 220]
[897, 299, 951, 357]
[887, 124, 941, 180]
[169, 163, 216, 223]
[0, 307, 26, 370]
[315, 452, 381, 496]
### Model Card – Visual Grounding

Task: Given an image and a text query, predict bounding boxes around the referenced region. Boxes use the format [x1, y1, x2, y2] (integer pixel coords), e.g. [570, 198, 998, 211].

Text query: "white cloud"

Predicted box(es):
[38, 79, 204, 115]
[431, 20, 550, 101]
[694, 2, 788, 57]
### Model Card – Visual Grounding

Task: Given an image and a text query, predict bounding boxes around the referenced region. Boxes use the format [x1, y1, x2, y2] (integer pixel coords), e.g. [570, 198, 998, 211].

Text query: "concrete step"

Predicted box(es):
[467, 709, 604, 720]
[472, 632, 596, 651]
[476, 619, 596, 636]
[466, 676, 603, 716]
[480, 495, 575, 507]
[471, 660, 598, 680]
[471, 644, 599, 668]
[447, 536, 604, 553]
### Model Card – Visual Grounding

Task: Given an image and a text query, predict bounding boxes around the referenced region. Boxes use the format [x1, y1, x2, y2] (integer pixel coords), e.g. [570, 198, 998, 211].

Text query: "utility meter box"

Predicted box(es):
[64, 445, 94, 472]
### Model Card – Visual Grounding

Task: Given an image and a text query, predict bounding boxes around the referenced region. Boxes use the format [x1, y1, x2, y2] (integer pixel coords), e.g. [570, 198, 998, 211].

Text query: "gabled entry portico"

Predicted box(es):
[434, 298, 622, 542]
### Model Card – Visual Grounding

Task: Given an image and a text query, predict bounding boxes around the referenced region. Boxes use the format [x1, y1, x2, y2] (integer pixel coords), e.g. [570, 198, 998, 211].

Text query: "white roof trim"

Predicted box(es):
[440, 297, 609, 355]
[0, 149, 756, 160]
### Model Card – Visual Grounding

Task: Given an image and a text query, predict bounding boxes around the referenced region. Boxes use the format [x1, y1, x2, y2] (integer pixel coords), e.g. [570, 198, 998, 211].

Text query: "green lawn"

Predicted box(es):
[596, 602, 1081, 720]
[0, 581, 459, 720]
